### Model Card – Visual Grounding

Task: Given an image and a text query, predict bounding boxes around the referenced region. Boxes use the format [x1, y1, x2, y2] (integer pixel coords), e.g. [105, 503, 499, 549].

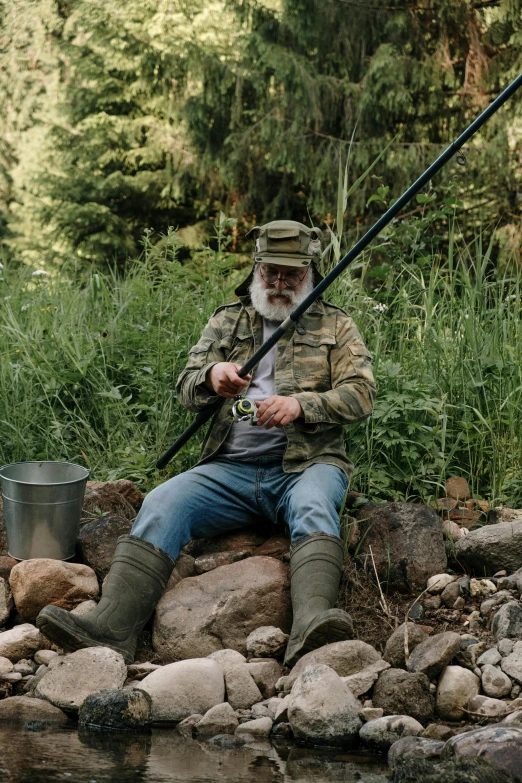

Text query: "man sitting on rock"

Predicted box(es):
[37, 220, 376, 667]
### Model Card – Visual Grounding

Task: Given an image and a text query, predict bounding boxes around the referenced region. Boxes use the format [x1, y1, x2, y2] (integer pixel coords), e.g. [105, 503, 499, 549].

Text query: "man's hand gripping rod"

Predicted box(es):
[156, 73, 522, 470]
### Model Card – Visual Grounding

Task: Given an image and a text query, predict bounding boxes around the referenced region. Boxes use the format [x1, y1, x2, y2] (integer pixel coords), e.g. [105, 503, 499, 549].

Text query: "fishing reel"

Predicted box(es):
[231, 397, 256, 425]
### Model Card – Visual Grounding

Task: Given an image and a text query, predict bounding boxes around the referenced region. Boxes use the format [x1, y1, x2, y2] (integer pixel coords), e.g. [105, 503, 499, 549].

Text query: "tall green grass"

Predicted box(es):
[1, 220, 521, 505]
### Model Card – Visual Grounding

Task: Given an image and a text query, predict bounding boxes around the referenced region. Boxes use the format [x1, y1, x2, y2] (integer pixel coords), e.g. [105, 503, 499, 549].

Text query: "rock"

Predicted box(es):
[441, 581, 463, 609]
[82, 482, 138, 521]
[341, 659, 390, 697]
[245, 626, 288, 659]
[0, 577, 13, 625]
[427, 574, 456, 593]
[183, 530, 267, 559]
[372, 669, 434, 725]
[360, 707, 384, 721]
[394, 756, 519, 782]
[421, 723, 454, 741]
[252, 536, 290, 559]
[286, 640, 381, 689]
[225, 665, 263, 709]
[176, 713, 202, 737]
[501, 649, 522, 684]
[78, 516, 133, 580]
[71, 600, 98, 617]
[153, 557, 291, 661]
[354, 503, 446, 592]
[423, 594, 442, 610]
[449, 508, 483, 528]
[195, 702, 238, 736]
[0, 556, 18, 580]
[502, 711, 522, 726]
[481, 591, 513, 616]
[0, 656, 13, 674]
[0, 624, 42, 662]
[235, 717, 273, 736]
[388, 735, 445, 770]
[194, 550, 252, 574]
[442, 724, 522, 780]
[206, 649, 247, 674]
[78, 688, 152, 730]
[287, 664, 362, 747]
[13, 659, 36, 675]
[0, 695, 68, 723]
[273, 694, 290, 723]
[499, 638, 516, 657]
[138, 658, 225, 722]
[34, 650, 58, 666]
[470, 578, 497, 597]
[492, 507, 522, 524]
[436, 665, 480, 720]
[9, 560, 99, 622]
[34, 647, 127, 711]
[454, 520, 522, 575]
[251, 703, 271, 719]
[455, 642, 486, 671]
[407, 632, 461, 679]
[209, 734, 246, 748]
[512, 685, 521, 700]
[492, 602, 522, 639]
[468, 695, 509, 720]
[442, 520, 464, 541]
[384, 623, 428, 669]
[245, 659, 282, 699]
[481, 664, 512, 698]
[445, 477, 471, 501]
[359, 715, 424, 751]
[0, 671, 21, 683]
[164, 554, 196, 593]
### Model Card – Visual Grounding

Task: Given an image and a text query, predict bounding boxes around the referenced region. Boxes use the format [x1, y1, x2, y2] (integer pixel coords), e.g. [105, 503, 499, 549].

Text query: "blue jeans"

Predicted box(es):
[131, 457, 348, 561]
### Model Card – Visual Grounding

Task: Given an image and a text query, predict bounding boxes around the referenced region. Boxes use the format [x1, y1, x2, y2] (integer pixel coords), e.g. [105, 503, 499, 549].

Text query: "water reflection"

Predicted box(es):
[0, 724, 390, 783]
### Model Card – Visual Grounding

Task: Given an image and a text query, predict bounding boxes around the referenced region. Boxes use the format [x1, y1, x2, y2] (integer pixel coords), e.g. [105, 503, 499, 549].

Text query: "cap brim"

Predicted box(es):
[254, 254, 312, 267]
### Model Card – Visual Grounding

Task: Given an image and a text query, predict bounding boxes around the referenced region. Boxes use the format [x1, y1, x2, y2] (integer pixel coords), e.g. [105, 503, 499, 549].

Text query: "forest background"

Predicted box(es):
[0, 0, 521, 507]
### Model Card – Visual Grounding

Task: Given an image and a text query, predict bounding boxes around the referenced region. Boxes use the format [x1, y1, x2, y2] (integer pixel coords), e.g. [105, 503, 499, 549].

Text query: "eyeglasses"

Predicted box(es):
[258, 264, 307, 289]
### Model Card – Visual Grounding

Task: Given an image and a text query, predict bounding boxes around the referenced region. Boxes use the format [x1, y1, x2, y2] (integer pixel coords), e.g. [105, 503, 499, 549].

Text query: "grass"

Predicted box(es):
[0, 215, 521, 507]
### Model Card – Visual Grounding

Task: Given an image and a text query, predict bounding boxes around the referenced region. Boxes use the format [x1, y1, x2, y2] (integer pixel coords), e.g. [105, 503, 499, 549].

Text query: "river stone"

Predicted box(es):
[383, 623, 428, 669]
[196, 702, 238, 736]
[492, 602, 522, 640]
[0, 624, 42, 662]
[478, 648, 502, 667]
[501, 649, 522, 684]
[388, 736, 445, 770]
[34, 647, 127, 711]
[286, 640, 381, 689]
[481, 664, 512, 698]
[395, 756, 519, 783]
[436, 665, 480, 720]
[287, 664, 362, 747]
[235, 717, 273, 737]
[341, 659, 390, 697]
[445, 476, 471, 501]
[78, 516, 133, 580]
[407, 632, 461, 679]
[152, 557, 291, 661]
[372, 669, 434, 725]
[245, 659, 281, 698]
[0, 577, 13, 625]
[427, 574, 456, 593]
[455, 520, 522, 575]
[442, 724, 522, 780]
[359, 715, 423, 751]
[502, 711, 522, 726]
[176, 713, 203, 737]
[273, 694, 290, 723]
[9, 559, 99, 622]
[206, 649, 247, 674]
[138, 658, 225, 722]
[354, 502, 446, 591]
[468, 695, 510, 720]
[225, 664, 263, 709]
[0, 695, 68, 723]
[0, 656, 13, 674]
[78, 688, 152, 730]
[245, 626, 288, 659]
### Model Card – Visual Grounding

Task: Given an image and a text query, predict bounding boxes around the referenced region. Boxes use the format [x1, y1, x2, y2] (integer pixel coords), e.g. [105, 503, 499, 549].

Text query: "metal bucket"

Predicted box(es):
[0, 461, 90, 560]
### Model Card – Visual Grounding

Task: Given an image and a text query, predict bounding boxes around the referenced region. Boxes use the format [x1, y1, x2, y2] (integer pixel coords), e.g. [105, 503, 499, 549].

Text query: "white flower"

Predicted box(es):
[0, 262, 4, 270]
[373, 303, 388, 313]
[32, 269, 49, 277]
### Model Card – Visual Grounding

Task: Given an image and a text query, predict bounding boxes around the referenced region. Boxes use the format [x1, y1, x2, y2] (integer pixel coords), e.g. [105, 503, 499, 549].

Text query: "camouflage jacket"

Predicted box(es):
[176, 292, 376, 478]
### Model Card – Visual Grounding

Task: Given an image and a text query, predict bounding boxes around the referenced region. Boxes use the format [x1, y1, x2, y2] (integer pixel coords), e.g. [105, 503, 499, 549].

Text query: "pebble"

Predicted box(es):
[477, 647, 501, 667]
[481, 664, 512, 698]
[426, 574, 456, 594]
[436, 665, 479, 720]
[498, 638, 515, 656]
[235, 717, 273, 736]
[359, 715, 423, 751]
[492, 601, 522, 639]
[33, 650, 58, 666]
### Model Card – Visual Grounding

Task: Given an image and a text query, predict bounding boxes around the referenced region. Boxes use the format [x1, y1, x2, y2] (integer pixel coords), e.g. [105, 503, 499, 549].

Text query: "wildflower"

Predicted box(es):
[32, 270, 49, 277]
[373, 303, 388, 313]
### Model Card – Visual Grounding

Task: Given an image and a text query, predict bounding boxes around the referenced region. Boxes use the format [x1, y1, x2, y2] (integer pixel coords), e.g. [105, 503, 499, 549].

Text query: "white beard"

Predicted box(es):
[249, 268, 314, 321]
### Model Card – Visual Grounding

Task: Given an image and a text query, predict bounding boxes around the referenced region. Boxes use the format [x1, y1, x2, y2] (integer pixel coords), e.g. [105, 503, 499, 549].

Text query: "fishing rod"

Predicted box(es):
[157, 72, 522, 470]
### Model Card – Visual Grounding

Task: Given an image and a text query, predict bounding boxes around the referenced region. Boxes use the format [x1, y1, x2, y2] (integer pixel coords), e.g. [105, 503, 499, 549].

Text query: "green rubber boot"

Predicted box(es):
[283, 533, 354, 668]
[36, 535, 174, 664]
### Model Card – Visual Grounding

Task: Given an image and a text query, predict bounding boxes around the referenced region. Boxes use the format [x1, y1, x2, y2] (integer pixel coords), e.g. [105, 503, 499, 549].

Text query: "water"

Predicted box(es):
[0, 725, 390, 783]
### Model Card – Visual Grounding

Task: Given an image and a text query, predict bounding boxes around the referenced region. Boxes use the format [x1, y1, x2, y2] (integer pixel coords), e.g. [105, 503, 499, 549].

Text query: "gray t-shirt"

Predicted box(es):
[219, 318, 288, 460]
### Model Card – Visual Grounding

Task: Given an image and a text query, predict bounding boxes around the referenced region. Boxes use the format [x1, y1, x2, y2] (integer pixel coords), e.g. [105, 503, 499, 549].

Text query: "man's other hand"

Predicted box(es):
[255, 396, 303, 429]
[206, 362, 251, 398]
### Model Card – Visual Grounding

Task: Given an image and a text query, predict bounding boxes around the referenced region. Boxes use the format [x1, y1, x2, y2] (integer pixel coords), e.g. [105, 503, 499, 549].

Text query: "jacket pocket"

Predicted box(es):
[293, 331, 335, 383]
[220, 332, 253, 365]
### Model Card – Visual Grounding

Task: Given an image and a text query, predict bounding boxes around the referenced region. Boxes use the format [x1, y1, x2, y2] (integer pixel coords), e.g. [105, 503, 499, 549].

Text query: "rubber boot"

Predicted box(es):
[36, 535, 174, 664]
[283, 533, 354, 667]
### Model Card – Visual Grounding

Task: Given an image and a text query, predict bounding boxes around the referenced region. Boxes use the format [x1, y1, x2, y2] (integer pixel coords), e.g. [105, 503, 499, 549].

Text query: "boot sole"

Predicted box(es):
[36, 612, 134, 664]
[284, 614, 354, 668]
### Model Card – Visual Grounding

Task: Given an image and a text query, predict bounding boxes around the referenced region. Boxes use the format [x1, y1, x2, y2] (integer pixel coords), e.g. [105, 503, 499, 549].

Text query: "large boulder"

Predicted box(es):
[138, 658, 225, 722]
[454, 520, 522, 575]
[287, 664, 362, 747]
[372, 669, 434, 725]
[285, 640, 381, 689]
[152, 557, 291, 661]
[354, 502, 446, 591]
[9, 559, 99, 622]
[78, 689, 152, 730]
[442, 724, 522, 781]
[34, 647, 127, 711]
[78, 515, 133, 580]
[359, 715, 424, 752]
[0, 695, 68, 723]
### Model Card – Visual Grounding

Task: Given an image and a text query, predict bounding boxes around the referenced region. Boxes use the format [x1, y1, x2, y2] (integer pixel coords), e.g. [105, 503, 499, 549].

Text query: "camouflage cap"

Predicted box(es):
[246, 219, 322, 268]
